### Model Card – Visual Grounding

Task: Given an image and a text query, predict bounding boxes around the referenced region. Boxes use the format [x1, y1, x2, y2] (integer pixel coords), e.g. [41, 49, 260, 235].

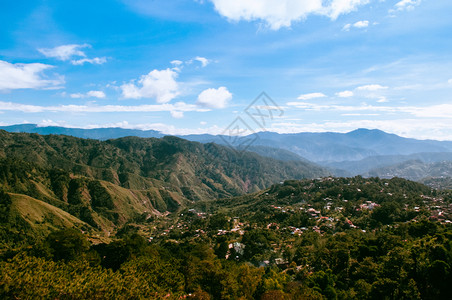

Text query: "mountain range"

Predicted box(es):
[0, 130, 327, 233]
[2, 124, 451, 182]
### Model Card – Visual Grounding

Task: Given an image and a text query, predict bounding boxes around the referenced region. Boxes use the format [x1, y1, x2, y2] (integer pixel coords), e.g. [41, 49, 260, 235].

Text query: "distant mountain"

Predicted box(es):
[365, 160, 452, 181]
[183, 129, 452, 162]
[2, 124, 452, 164]
[324, 152, 452, 176]
[0, 124, 164, 140]
[240, 145, 311, 162]
[420, 177, 452, 190]
[0, 130, 329, 231]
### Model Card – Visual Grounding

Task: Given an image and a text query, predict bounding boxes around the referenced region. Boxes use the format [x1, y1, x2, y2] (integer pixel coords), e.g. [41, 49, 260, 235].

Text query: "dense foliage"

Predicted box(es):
[1, 176, 451, 299]
[0, 130, 328, 201]
[1, 222, 451, 299]
[1, 132, 451, 299]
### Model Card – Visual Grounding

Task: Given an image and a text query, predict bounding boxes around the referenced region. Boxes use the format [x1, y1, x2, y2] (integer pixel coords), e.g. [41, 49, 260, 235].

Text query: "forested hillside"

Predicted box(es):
[1, 176, 451, 299]
[0, 131, 328, 233]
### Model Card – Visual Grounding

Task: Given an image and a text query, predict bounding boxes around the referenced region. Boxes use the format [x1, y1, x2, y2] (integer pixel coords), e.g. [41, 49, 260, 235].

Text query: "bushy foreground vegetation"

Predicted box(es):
[1, 222, 451, 299]
[1, 176, 452, 299]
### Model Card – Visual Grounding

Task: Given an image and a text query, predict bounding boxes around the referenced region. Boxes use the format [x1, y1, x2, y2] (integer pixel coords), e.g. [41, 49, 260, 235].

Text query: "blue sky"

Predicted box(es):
[1, 0, 451, 140]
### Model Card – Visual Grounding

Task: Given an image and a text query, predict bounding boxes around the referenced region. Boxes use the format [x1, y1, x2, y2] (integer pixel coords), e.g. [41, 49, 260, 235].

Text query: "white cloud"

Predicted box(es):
[200, 121, 207, 125]
[38, 44, 107, 65]
[342, 20, 370, 31]
[285, 101, 452, 121]
[0, 100, 209, 114]
[70, 90, 105, 99]
[408, 104, 452, 119]
[39, 44, 89, 61]
[286, 101, 398, 113]
[377, 97, 388, 103]
[170, 111, 184, 118]
[448, 79, 452, 85]
[171, 60, 183, 66]
[335, 90, 354, 97]
[353, 20, 369, 28]
[209, 0, 370, 30]
[342, 24, 351, 31]
[194, 56, 210, 67]
[0, 60, 63, 90]
[37, 119, 69, 127]
[87, 90, 106, 98]
[196, 87, 232, 109]
[71, 57, 107, 66]
[394, 0, 421, 11]
[326, 0, 370, 20]
[70, 90, 106, 99]
[356, 84, 388, 91]
[121, 68, 180, 103]
[297, 92, 326, 100]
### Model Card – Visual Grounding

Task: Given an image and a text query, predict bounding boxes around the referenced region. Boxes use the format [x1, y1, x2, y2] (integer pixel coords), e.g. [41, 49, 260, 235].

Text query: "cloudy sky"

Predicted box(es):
[1, 0, 451, 140]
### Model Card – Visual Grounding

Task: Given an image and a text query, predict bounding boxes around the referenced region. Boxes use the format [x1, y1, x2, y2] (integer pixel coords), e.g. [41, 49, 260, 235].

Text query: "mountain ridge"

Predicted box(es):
[0, 130, 329, 232]
[2, 124, 451, 163]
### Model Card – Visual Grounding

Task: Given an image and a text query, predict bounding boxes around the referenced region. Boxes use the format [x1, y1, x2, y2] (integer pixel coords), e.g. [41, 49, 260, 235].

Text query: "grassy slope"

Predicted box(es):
[0, 131, 329, 236]
[9, 193, 86, 232]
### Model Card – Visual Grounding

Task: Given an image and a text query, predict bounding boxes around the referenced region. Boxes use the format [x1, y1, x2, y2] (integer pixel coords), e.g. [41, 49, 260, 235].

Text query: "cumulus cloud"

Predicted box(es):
[394, 0, 421, 11]
[209, 0, 370, 30]
[336, 90, 354, 97]
[121, 68, 180, 103]
[70, 90, 106, 99]
[38, 44, 107, 65]
[194, 56, 210, 67]
[0, 60, 63, 91]
[87, 90, 106, 98]
[297, 92, 326, 100]
[356, 84, 388, 91]
[448, 79, 452, 85]
[343, 20, 369, 31]
[196, 87, 232, 109]
[354, 20, 369, 28]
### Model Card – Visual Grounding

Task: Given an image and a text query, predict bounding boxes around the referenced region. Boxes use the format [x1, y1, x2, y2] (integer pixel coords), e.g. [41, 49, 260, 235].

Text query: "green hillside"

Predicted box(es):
[9, 193, 87, 233]
[0, 131, 328, 234]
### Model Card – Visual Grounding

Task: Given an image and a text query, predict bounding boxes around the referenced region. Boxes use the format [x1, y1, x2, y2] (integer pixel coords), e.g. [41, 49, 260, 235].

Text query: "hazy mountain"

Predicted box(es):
[324, 152, 452, 176]
[420, 177, 452, 190]
[184, 128, 452, 162]
[0, 124, 163, 140]
[239, 145, 311, 162]
[365, 160, 452, 181]
[2, 124, 451, 164]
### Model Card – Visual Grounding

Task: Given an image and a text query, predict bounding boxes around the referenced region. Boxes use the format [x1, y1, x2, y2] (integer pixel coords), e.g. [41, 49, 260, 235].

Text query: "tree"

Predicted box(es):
[0, 189, 12, 223]
[45, 228, 90, 261]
